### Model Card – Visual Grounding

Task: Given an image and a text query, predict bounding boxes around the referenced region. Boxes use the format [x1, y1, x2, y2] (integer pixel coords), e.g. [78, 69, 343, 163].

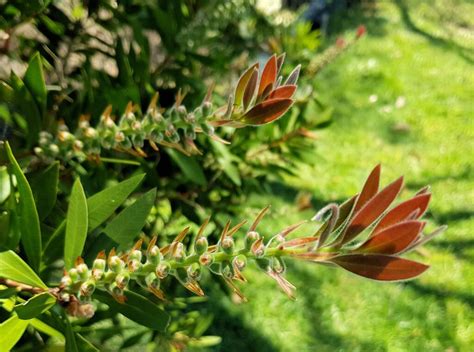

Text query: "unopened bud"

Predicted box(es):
[171, 242, 186, 262]
[145, 272, 160, 289]
[245, 231, 260, 250]
[187, 263, 201, 281]
[129, 250, 142, 262]
[80, 280, 96, 296]
[202, 101, 213, 117]
[68, 268, 79, 282]
[76, 263, 89, 280]
[109, 256, 125, 272]
[177, 105, 187, 118]
[199, 253, 213, 266]
[195, 237, 208, 255]
[115, 272, 130, 289]
[61, 275, 72, 287]
[93, 258, 106, 271]
[156, 262, 170, 279]
[221, 237, 234, 254]
[147, 245, 162, 265]
[233, 255, 247, 271]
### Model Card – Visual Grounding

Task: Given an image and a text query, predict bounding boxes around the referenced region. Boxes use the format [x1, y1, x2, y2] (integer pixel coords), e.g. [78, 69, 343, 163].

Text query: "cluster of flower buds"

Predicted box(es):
[59, 165, 445, 314]
[34, 54, 301, 165]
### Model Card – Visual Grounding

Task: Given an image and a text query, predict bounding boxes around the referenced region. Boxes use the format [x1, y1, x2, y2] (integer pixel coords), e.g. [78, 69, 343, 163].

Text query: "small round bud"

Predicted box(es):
[76, 263, 89, 280]
[73, 140, 84, 151]
[171, 242, 185, 262]
[185, 113, 196, 124]
[202, 101, 213, 117]
[233, 255, 247, 271]
[147, 245, 162, 265]
[80, 280, 96, 296]
[109, 256, 125, 272]
[221, 237, 234, 254]
[129, 250, 142, 262]
[221, 262, 234, 279]
[245, 231, 260, 250]
[61, 275, 72, 287]
[49, 144, 60, 155]
[145, 272, 160, 289]
[93, 258, 106, 271]
[68, 268, 79, 282]
[109, 282, 123, 297]
[156, 262, 170, 279]
[199, 253, 213, 266]
[195, 237, 208, 255]
[177, 105, 187, 118]
[187, 263, 201, 281]
[115, 272, 130, 289]
[92, 269, 104, 280]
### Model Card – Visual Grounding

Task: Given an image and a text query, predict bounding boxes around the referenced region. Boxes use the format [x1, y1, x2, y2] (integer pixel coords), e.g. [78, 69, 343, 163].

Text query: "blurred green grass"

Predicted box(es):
[203, 1, 474, 351]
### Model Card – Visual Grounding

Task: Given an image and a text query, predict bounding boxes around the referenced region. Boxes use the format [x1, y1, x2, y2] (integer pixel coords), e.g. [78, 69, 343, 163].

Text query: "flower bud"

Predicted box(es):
[93, 258, 106, 271]
[195, 237, 208, 255]
[187, 263, 201, 281]
[129, 250, 142, 262]
[115, 272, 130, 289]
[221, 262, 234, 279]
[61, 275, 72, 287]
[109, 256, 125, 272]
[156, 262, 170, 279]
[76, 263, 89, 280]
[202, 101, 213, 117]
[147, 245, 162, 265]
[245, 231, 260, 250]
[177, 105, 187, 119]
[221, 237, 234, 254]
[92, 269, 104, 281]
[80, 280, 96, 296]
[233, 255, 247, 271]
[68, 268, 79, 282]
[199, 253, 213, 266]
[109, 282, 123, 297]
[171, 242, 186, 262]
[145, 272, 160, 289]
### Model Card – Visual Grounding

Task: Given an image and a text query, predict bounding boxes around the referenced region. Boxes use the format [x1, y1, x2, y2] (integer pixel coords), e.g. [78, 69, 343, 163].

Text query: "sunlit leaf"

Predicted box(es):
[5, 142, 42, 271]
[356, 221, 424, 254]
[0, 315, 29, 351]
[0, 250, 47, 288]
[268, 85, 297, 100]
[341, 176, 404, 245]
[353, 164, 381, 213]
[258, 55, 277, 97]
[241, 98, 293, 125]
[64, 178, 88, 269]
[243, 68, 258, 111]
[329, 254, 429, 281]
[14, 292, 56, 320]
[234, 63, 259, 107]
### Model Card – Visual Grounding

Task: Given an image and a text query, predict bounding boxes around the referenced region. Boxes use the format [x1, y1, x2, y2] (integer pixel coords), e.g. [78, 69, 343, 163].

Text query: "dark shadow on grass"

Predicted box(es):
[405, 165, 473, 191]
[395, 0, 474, 64]
[405, 281, 474, 310]
[428, 238, 474, 261]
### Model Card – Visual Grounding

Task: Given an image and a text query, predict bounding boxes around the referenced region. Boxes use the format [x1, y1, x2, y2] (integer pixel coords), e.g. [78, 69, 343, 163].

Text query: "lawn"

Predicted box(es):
[204, 1, 474, 351]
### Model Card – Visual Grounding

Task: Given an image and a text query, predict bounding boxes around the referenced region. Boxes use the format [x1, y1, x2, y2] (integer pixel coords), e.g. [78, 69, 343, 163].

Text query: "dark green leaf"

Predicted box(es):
[87, 174, 145, 232]
[103, 189, 156, 245]
[29, 162, 59, 221]
[94, 290, 169, 332]
[5, 142, 42, 271]
[167, 150, 207, 186]
[14, 292, 56, 320]
[24, 53, 47, 114]
[64, 179, 88, 269]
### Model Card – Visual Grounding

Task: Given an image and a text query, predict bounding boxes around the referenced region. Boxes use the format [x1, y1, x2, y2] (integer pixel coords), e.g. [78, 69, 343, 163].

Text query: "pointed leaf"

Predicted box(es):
[258, 55, 277, 97]
[103, 188, 156, 245]
[29, 162, 59, 221]
[334, 195, 357, 230]
[234, 63, 259, 107]
[276, 53, 286, 75]
[268, 85, 297, 100]
[94, 290, 169, 332]
[14, 292, 56, 320]
[285, 64, 301, 85]
[353, 164, 381, 213]
[372, 193, 431, 235]
[24, 52, 47, 114]
[167, 150, 207, 186]
[0, 315, 29, 351]
[87, 174, 145, 231]
[64, 178, 88, 269]
[329, 254, 429, 281]
[357, 221, 424, 254]
[241, 98, 293, 125]
[0, 250, 47, 289]
[5, 142, 42, 271]
[341, 177, 404, 245]
[243, 68, 258, 111]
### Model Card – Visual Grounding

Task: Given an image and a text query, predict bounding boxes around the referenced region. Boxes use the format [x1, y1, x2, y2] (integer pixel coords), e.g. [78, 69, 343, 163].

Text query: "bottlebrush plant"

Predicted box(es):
[0, 149, 445, 350]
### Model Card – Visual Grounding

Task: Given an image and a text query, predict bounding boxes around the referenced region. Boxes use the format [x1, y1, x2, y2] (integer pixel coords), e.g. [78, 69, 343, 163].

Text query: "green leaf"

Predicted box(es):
[211, 140, 241, 186]
[0, 166, 11, 204]
[5, 142, 42, 271]
[0, 250, 47, 289]
[0, 315, 29, 352]
[103, 188, 156, 245]
[87, 174, 145, 232]
[64, 179, 88, 269]
[167, 150, 207, 186]
[64, 316, 79, 352]
[94, 290, 169, 332]
[29, 318, 64, 340]
[14, 292, 56, 320]
[24, 53, 47, 114]
[29, 162, 59, 221]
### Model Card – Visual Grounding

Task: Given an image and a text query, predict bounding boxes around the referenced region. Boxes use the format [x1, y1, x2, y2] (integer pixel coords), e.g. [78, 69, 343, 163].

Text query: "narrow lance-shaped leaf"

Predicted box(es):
[64, 178, 88, 269]
[14, 292, 56, 320]
[258, 55, 277, 97]
[234, 63, 259, 107]
[87, 174, 145, 231]
[285, 64, 301, 85]
[371, 193, 431, 235]
[329, 254, 429, 281]
[24, 52, 47, 114]
[94, 290, 170, 332]
[0, 315, 29, 351]
[103, 188, 156, 245]
[340, 176, 404, 245]
[5, 142, 42, 271]
[268, 85, 297, 100]
[0, 250, 47, 288]
[356, 221, 424, 254]
[353, 164, 381, 213]
[243, 67, 258, 111]
[29, 162, 59, 221]
[167, 150, 207, 186]
[241, 98, 293, 126]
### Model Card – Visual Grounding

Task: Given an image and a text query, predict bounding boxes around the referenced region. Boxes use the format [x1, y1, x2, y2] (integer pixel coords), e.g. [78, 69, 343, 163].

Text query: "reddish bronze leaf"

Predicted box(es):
[329, 254, 429, 281]
[353, 164, 381, 213]
[235, 63, 259, 107]
[268, 85, 297, 100]
[258, 55, 277, 97]
[371, 193, 431, 235]
[340, 177, 404, 245]
[334, 195, 357, 230]
[276, 53, 286, 75]
[243, 68, 259, 111]
[241, 98, 293, 125]
[357, 220, 424, 254]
